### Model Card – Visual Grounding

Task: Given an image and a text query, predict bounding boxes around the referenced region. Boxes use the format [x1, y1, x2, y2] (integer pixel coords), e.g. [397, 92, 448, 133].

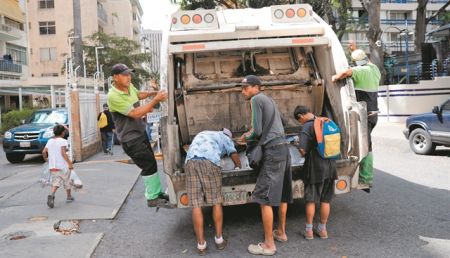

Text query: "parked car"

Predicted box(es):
[403, 99, 450, 155]
[2, 108, 68, 163]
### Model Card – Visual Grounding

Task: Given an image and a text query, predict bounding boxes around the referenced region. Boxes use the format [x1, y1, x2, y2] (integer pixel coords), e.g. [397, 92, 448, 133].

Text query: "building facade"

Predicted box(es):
[0, 0, 30, 112]
[25, 0, 143, 89]
[345, 0, 449, 54]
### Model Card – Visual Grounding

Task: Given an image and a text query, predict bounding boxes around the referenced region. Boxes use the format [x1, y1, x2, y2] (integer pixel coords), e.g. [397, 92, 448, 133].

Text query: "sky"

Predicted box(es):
[139, 0, 179, 30]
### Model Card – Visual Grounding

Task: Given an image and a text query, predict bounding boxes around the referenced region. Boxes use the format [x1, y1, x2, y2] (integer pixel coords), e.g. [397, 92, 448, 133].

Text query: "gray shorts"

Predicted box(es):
[252, 143, 293, 206]
[304, 178, 335, 203]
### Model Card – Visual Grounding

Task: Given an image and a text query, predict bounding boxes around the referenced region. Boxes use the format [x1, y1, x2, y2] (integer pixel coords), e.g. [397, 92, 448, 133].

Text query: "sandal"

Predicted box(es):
[273, 229, 288, 242]
[248, 242, 276, 256]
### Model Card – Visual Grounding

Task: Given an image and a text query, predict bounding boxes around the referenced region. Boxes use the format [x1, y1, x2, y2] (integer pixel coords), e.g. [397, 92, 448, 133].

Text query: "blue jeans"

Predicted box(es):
[101, 131, 113, 153]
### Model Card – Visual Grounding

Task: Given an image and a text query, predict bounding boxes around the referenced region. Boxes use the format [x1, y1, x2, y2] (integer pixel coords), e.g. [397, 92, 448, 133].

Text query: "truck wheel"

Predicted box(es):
[6, 153, 25, 163]
[409, 128, 436, 155]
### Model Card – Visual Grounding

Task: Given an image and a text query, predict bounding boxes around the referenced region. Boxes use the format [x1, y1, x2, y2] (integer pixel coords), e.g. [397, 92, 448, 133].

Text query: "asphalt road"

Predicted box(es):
[79, 135, 450, 258]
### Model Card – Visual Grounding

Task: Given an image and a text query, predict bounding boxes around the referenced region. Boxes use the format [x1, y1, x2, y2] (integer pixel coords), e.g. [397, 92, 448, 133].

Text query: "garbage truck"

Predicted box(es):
[158, 4, 369, 208]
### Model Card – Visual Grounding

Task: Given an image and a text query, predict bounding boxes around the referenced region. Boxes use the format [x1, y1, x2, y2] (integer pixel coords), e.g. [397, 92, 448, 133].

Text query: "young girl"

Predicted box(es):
[42, 125, 74, 208]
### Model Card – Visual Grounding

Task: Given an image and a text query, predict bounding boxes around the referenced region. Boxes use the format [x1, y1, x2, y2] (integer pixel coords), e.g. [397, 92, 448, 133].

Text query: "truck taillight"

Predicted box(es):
[181, 15, 190, 24]
[180, 193, 189, 206]
[170, 10, 219, 31]
[286, 8, 295, 18]
[193, 14, 202, 24]
[271, 4, 314, 23]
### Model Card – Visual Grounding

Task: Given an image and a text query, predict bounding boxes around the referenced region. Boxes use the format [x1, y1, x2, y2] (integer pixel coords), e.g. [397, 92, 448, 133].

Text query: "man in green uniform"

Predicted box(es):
[332, 49, 381, 187]
[107, 63, 168, 206]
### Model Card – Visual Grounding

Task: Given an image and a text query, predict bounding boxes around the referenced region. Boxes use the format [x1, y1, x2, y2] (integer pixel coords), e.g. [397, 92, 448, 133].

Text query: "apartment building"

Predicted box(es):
[25, 0, 143, 89]
[0, 0, 30, 111]
[345, 0, 449, 54]
[142, 29, 162, 74]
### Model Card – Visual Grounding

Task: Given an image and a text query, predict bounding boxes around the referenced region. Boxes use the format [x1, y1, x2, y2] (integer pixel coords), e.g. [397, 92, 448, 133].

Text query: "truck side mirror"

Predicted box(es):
[432, 106, 439, 114]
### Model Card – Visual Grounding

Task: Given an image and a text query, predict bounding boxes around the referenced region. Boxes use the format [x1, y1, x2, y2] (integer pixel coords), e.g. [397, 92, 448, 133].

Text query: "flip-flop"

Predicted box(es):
[248, 242, 276, 256]
[273, 229, 288, 242]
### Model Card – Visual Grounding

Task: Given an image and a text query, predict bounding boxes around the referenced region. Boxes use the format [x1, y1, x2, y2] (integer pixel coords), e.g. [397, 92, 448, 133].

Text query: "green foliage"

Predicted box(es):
[1, 109, 35, 133]
[83, 32, 151, 88]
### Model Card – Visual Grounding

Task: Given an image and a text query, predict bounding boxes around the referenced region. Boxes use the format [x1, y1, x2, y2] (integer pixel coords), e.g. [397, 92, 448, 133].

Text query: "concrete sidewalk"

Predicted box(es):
[0, 144, 140, 258]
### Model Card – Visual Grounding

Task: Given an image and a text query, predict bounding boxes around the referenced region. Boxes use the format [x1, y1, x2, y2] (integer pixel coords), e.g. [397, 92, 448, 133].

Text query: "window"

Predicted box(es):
[6, 43, 27, 65]
[5, 17, 23, 30]
[442, 101, 450, 113]
[40, 47, 57, 61]
[41, 73, 59, 77]
[39, 21, 56, 35]
[39, 0, 54, 9]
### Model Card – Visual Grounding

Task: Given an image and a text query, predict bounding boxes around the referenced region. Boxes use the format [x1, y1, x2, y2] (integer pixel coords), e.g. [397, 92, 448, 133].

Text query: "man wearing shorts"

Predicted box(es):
[238, 75, 293, 256]
[185, 129, 241, 255]
[294, 105, 337, 240]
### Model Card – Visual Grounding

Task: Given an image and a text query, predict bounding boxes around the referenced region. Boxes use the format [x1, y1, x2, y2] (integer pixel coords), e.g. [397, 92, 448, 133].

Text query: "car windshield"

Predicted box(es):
[28, 110, 67, 124]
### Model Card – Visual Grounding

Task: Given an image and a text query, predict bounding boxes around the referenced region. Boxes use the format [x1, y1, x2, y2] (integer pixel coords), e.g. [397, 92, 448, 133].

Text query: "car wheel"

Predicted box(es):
[409, 128, 436, 155]
[5, 153, 26, 163]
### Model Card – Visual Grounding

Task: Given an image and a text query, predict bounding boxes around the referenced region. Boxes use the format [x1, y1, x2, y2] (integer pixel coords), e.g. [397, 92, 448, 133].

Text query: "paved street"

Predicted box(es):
[0, 122, 449, 257]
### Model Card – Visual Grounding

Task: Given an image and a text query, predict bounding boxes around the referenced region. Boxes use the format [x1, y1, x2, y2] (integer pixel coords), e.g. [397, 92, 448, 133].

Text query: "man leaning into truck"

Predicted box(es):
[185, 129, 241, 255]
[238, 75, 293, 256]
[107, 63, 169, 207]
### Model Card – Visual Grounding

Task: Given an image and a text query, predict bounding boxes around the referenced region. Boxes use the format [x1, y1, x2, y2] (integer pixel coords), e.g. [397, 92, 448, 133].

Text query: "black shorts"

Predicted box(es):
[252, 143, 293, 206]
[304, 178, 335, 203]
[122, 136, 158, 176]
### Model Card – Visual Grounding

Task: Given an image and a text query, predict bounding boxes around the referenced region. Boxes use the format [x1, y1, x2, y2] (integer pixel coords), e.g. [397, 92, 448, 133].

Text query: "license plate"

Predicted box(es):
[19, 141, 31, 148]
[223, 191, 249, 205]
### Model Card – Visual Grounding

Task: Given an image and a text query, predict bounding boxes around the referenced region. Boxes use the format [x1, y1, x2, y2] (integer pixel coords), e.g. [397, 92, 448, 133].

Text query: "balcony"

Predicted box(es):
[0, 23, 21, 41]
[97, 7, 108, 25]
[0, 60, 22, 74]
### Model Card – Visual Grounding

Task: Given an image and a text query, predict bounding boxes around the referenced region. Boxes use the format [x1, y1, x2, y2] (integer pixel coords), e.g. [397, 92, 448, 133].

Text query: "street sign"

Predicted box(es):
[147, 112, 161, 123]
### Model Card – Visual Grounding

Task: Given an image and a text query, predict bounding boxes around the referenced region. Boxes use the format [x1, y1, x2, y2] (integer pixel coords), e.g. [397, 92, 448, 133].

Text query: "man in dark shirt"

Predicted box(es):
[294, 105, 337, 240]
[238, 75, 292, 256]
[97, 103, 115, 155]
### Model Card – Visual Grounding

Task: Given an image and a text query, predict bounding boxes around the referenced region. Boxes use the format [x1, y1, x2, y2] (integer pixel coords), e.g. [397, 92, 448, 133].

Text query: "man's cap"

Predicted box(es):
[241, 75, 261, 87]
[351, 49, 367, 61]
[111, 63, 135, 76]
[103, 103, 108, 108]
[222, 128, 232, 138]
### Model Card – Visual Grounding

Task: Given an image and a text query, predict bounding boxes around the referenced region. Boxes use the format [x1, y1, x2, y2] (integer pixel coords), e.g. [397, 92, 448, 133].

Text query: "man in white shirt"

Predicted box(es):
[42, 125, 74, 208]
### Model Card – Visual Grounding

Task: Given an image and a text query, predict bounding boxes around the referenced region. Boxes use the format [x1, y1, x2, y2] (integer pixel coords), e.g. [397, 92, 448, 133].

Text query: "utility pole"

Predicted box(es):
[73, 0, 83, 73]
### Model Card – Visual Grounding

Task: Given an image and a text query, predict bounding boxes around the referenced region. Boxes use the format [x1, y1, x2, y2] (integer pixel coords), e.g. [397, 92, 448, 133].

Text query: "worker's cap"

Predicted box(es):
[111, 63, 135, 76]
[102, 103, 108, 108]
[351, 49, 368, 66]
[241, 75, 261, 87]
[221, 128, 232, 138]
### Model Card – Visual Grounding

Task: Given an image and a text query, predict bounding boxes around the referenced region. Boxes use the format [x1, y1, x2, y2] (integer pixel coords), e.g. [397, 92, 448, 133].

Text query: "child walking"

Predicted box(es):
[42, 125, 74, 208]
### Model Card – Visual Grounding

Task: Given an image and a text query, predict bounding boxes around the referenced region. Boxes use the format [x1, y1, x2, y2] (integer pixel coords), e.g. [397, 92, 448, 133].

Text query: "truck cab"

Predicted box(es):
[159, 4, 369, 208]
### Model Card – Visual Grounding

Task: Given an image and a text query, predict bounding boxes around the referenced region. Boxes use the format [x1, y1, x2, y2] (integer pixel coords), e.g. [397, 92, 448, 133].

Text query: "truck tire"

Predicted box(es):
[6, 153, 25, 163]
[409, 128, 436, 155]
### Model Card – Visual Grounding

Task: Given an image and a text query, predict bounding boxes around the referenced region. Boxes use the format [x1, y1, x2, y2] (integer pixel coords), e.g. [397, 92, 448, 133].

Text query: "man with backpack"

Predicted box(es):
[294, 105, 337, 240]
[97, 103, 115, 155]
[238, 75, 292, 256]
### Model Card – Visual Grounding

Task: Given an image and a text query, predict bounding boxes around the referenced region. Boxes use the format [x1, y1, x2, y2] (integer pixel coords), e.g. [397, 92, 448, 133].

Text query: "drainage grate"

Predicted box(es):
[4, 231, 32, 241]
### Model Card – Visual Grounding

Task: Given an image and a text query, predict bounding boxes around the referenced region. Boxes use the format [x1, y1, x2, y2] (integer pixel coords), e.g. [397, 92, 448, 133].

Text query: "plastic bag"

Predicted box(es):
[40, 162, 51, 188]
[70, 170, 83, 189]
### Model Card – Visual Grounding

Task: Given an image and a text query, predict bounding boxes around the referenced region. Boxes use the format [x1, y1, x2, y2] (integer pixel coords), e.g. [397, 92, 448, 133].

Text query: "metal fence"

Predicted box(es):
[79, 92, 99, 145]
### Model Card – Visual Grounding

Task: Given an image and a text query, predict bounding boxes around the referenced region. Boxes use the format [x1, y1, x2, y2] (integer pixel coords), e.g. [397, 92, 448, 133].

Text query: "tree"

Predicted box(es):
[83, 32, 151, 88]
[415, 0, 450, 52]
[359, 0, 385, 84]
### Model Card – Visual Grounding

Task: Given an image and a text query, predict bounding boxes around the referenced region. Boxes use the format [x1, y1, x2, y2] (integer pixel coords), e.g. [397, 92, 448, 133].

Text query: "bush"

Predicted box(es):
[1, 108, 35, 133]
